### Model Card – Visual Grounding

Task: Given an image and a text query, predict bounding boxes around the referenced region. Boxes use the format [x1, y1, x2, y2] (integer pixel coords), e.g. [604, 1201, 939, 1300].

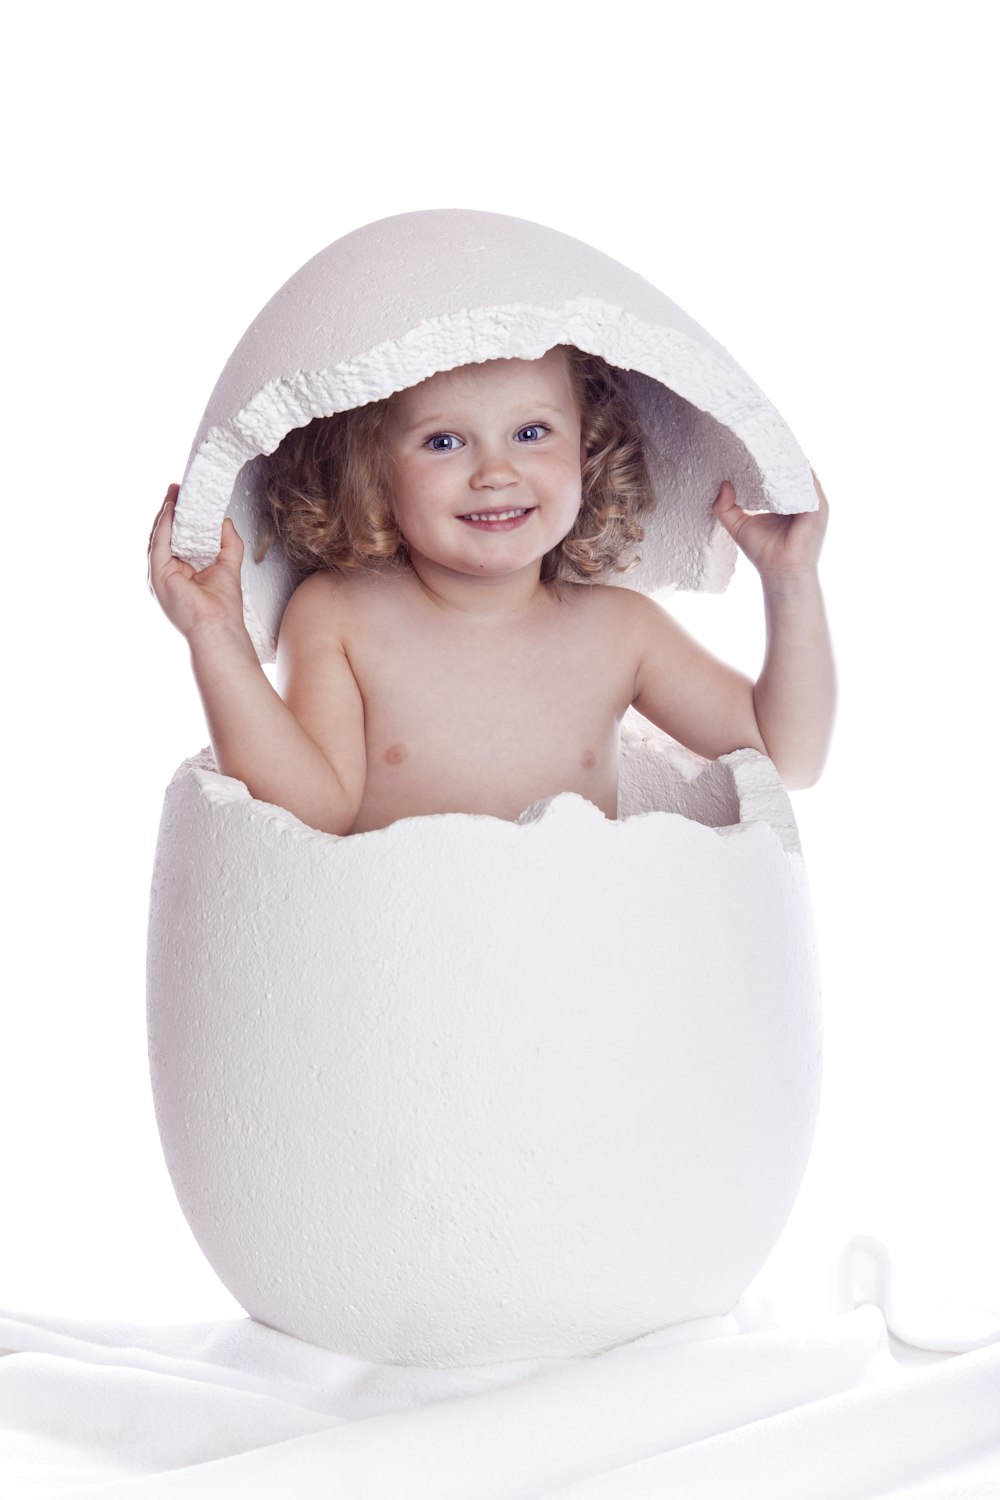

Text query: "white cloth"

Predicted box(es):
[1, 1237, 998, 1499]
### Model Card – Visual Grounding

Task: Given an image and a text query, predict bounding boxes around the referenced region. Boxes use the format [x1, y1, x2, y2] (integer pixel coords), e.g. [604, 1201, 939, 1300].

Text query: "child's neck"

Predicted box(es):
[407, 556, 553, 619]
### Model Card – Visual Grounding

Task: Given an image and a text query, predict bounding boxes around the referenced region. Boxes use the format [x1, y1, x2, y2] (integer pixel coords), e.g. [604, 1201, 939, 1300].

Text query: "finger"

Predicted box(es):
[147, 493, 190, 597]
[217, 516, 245, 562]
[711, 481, 744, 530]
[147, 506, 171, 593]
[147, 485, 179, 555]
[148, 497, 176, 569]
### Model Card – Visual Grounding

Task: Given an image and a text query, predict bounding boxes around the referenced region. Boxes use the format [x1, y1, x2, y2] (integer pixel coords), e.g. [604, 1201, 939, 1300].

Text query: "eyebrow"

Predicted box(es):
[400, 402, 567, 435]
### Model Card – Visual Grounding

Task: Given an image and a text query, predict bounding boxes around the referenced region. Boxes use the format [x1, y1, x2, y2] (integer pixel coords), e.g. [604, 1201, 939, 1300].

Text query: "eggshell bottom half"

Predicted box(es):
[147, 736, 821, 1366]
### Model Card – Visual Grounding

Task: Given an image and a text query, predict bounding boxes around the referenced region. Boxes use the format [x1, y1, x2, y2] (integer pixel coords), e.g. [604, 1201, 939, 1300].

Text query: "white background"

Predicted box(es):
[2, 2, 996, 1328]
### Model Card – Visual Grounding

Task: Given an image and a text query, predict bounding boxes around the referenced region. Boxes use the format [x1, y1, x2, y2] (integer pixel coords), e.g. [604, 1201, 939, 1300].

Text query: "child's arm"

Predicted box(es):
[148, 486, 366, 835]
[713, 470, 834, 787]
[629, 472, 835, 789]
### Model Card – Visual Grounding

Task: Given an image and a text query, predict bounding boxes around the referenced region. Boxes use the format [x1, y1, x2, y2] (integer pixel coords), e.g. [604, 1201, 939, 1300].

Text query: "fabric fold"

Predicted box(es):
[1, 1238, 997, 1499]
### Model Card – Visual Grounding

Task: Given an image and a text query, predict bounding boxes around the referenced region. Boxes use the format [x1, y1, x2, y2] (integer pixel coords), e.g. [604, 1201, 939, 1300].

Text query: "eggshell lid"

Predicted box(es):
[173, 208, 816, 662]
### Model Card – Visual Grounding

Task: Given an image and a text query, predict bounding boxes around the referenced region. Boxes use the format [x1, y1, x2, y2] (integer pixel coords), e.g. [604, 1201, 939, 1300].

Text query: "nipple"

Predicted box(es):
[580, 749, 596, 770]
[384, 742, 409, 765]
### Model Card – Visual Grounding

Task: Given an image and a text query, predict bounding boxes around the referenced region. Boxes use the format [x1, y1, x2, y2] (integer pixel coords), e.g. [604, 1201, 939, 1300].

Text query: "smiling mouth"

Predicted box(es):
[458, 507, 535, 526]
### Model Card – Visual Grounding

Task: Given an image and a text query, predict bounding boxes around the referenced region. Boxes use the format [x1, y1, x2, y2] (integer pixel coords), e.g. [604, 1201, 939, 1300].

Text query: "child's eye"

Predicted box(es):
[423, 423, 550, 453]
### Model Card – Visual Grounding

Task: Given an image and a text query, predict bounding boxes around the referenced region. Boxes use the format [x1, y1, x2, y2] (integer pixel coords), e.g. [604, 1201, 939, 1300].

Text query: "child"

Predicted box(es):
[148, 344, 834, 835]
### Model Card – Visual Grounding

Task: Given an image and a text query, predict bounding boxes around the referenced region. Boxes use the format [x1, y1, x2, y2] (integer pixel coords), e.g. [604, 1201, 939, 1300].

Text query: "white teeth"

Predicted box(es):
[463, 509, 529, 522]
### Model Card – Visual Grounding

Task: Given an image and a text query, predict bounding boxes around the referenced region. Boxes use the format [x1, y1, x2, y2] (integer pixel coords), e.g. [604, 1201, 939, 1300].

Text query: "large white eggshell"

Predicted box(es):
[147, 733, 821, 1366]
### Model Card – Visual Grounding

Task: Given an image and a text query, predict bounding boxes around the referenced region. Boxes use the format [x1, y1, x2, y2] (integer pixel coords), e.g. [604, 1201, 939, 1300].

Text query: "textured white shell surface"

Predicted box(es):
[170, 208, 817, 661]
[147, 739, 821, 1367]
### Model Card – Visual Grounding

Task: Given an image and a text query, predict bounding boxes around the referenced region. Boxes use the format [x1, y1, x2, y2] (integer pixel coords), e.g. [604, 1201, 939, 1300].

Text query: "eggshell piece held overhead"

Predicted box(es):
[170, 208, 817, 662]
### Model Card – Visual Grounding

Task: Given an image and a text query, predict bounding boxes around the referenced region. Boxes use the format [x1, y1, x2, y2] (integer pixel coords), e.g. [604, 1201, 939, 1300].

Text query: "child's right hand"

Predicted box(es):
[148, 484, 247, 641]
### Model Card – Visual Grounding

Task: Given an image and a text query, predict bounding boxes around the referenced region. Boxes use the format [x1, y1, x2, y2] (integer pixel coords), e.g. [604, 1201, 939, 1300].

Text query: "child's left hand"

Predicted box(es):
[712, 468, 829, 579]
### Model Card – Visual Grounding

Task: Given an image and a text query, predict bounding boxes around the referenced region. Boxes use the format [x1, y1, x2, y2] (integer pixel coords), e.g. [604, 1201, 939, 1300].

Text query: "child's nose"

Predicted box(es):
[470, 448, 519, 487]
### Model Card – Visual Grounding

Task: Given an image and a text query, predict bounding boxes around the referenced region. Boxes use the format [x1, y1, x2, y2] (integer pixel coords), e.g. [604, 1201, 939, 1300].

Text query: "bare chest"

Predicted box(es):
[344, 591, 637, 830]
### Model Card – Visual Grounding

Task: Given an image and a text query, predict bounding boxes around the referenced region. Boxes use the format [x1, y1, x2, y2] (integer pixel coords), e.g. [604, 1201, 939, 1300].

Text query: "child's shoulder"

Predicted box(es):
[280, 566, 410, 643]
[285, 565, 409, 610]
[562, 582, 680, 654]
[563, 579, 657, 623]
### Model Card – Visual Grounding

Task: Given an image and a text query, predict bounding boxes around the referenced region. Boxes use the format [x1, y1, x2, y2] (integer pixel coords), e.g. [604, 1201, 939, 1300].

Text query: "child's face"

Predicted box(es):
[383, 349, 586, 585]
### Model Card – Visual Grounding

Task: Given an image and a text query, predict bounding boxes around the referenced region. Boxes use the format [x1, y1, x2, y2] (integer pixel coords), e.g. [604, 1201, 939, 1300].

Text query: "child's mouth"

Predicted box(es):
[457, 507, 536, 532]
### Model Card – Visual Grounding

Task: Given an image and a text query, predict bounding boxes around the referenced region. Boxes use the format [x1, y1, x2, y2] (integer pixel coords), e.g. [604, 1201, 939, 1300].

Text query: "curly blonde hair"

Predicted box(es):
[257, 345, 655, 586]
